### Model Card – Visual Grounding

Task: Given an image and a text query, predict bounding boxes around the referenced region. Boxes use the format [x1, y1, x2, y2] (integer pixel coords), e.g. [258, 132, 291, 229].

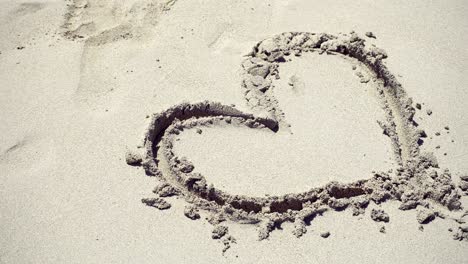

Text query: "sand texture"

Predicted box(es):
[1, 0, 468, 263]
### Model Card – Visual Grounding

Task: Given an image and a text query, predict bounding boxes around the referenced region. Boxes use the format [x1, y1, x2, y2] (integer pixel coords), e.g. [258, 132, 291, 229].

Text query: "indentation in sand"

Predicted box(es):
[62, 0, 179, 109]
[129, 32, 466, 243]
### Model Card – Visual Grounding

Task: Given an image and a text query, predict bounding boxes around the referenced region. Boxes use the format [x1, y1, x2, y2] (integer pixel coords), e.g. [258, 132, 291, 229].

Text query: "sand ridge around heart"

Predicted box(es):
[128, 32, 467, 245]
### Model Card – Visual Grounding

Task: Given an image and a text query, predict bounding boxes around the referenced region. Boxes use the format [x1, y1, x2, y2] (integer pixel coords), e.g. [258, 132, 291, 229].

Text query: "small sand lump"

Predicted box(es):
[453, 225, 468, 241]
[320, 231, 331, 238]
[212, 225, 229, 239]
[459, 181, 468, 192]
[125, 150, 142, 165]
[416, 208, 436, 224]
[178, 157, 195, 173]
[380, 226, 386, 233]
[292, 220, 307, 238]
[365, 31, 376, 38]
[371, 209, 390, 223]
[460, 175, 468, 191]
[221, 235, 236, 253]
[141, 197, 171, 210]
[184, 205, 200, 220]
[153, 183, 179, 197]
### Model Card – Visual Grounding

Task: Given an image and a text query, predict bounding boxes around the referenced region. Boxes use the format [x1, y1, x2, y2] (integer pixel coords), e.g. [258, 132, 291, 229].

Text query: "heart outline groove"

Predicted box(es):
[129, 32, 465, 241]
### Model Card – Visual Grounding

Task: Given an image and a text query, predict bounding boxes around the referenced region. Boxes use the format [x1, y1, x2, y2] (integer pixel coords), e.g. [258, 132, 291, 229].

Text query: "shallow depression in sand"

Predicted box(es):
[172, 53, 394, 197]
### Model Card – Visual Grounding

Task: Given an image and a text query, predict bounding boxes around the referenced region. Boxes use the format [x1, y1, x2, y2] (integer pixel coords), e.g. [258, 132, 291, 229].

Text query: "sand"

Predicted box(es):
[1, 0, 468, 263]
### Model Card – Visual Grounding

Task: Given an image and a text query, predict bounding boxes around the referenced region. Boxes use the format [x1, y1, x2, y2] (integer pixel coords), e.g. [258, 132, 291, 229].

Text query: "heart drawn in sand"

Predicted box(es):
[129, 32, 462, 241]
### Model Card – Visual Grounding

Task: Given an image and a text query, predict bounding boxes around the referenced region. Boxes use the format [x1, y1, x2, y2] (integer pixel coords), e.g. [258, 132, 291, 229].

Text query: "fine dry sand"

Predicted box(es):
[1, 0, 468, 263]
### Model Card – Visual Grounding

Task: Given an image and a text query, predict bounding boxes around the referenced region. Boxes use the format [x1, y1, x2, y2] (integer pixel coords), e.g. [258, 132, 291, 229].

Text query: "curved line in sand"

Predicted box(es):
[135, 32, 462, 239]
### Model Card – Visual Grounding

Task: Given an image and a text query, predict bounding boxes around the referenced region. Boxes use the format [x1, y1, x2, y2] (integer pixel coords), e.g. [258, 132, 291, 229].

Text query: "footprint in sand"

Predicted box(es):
[62, 0, 176, 109]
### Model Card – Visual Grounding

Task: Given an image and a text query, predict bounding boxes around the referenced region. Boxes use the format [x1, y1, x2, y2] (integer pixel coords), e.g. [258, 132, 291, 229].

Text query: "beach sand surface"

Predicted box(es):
[1, 0, 467, 263]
